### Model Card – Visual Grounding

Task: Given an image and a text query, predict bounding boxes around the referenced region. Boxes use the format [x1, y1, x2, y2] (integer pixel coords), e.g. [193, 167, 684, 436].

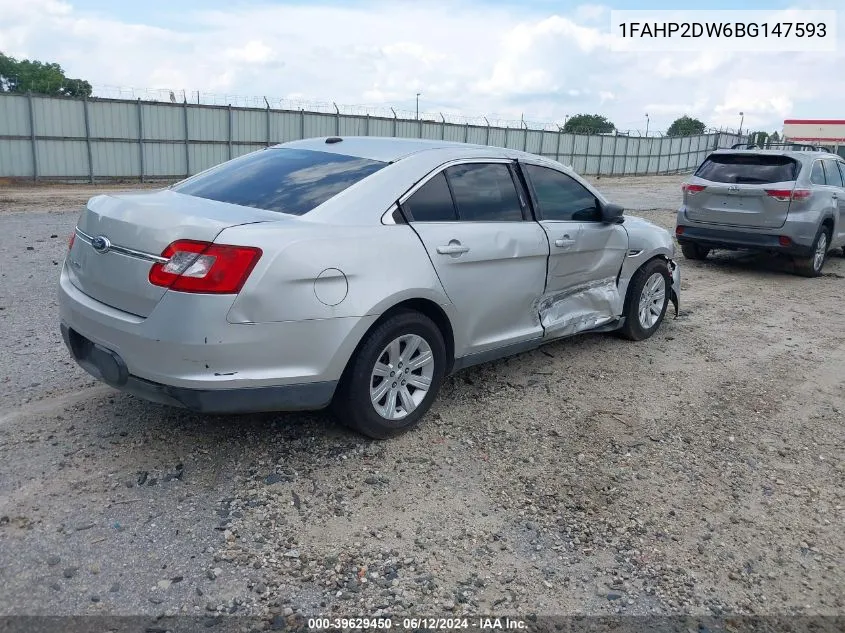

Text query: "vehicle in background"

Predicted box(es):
[675, 144, 845, 276]
[59, 137, 680, 439]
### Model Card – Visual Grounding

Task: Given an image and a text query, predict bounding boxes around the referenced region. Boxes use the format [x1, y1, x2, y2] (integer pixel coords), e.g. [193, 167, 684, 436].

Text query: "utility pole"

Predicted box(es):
[738, 111, 744, 136]
[416, 93, 421, 121]
[645, 113, 650, 137]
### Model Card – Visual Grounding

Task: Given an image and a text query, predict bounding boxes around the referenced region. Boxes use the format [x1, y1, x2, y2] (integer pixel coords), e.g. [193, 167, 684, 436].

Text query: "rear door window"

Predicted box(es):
[694, 154, 799, 184]
[403, 172, 458, 222]
[810, 160, 826, 185]
[171, 148, 386, 215]
[444, 163, 524, 222]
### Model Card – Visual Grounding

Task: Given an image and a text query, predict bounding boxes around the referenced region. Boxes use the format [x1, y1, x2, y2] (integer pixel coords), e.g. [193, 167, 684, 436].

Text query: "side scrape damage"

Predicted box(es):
[538, 277, 619, 338]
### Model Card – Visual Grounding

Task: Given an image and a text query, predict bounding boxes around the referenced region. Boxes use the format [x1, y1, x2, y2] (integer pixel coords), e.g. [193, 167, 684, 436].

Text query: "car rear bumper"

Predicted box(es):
[60, 323, 337, 413]
[675, 225, 814, 257]
[58, 264, 376, 411]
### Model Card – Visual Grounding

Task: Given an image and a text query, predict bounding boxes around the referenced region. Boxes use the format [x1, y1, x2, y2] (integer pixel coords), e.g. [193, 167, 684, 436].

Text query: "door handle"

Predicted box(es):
[436, 240, 470, 256]
[554, 236, 577, 248]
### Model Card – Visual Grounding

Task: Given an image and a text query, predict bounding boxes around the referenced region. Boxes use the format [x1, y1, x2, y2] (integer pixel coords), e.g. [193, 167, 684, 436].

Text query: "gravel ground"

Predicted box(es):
[0, 176, 843, 624]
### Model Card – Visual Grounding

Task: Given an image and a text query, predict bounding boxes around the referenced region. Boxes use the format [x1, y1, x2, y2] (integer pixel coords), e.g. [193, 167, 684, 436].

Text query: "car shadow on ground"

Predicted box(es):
[685, 249, 845, 278]
[41, 303, 683, 495]
[76, 334, 619, 463]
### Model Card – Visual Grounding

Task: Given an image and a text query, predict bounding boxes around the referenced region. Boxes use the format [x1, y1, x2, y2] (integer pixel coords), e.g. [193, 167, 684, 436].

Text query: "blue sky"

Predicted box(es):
[1, 0, 843, 132]
[69, 0, 796, 17]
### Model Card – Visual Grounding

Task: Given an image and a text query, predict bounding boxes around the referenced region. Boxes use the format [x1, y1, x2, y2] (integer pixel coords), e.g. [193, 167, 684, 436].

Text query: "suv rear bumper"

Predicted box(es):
[676, 225, 814, 257]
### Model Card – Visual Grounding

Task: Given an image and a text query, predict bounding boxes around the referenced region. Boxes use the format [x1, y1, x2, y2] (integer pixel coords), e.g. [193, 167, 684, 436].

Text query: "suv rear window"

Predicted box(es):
[694, 154, 799, 184]
[171, 148, 386, 215]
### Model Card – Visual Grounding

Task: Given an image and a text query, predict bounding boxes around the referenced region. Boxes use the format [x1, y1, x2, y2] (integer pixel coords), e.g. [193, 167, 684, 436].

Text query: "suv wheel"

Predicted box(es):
[680, 242, 710, 261]
[794, 227, 831, 277]
[618, 259, 671, 341]
[332, 310, 446, 439]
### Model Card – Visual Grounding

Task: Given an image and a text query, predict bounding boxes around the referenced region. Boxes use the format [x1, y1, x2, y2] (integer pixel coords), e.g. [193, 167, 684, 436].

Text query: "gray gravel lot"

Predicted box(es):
[0, 176, 843, 623]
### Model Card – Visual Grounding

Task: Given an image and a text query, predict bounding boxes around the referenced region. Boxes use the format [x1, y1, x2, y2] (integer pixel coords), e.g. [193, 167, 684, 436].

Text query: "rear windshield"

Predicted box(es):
[171, 148, 387, 215]
[694, 154, 799, 184]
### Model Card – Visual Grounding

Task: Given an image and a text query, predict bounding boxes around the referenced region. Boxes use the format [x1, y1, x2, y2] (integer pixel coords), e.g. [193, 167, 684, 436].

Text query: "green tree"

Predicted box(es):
[749, 131, 769, 147]
[666, 115, 706, 137]
[563, 113, 616, 134]
[0, 52, 92, 97]
[770, 131, 781, 143]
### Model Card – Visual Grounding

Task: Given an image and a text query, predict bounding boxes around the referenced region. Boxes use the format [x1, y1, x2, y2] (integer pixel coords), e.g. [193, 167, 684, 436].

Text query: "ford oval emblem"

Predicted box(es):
[91, 235, 111, 254]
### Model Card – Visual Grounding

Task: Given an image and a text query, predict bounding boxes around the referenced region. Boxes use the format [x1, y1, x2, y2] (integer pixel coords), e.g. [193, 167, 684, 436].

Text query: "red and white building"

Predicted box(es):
[782, 119, 845, 158]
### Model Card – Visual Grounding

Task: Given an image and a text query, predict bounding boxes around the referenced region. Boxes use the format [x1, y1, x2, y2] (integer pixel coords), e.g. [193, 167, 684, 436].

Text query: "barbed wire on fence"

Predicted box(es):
[0, 87, 748, 182]
[0, 78, 745, 138]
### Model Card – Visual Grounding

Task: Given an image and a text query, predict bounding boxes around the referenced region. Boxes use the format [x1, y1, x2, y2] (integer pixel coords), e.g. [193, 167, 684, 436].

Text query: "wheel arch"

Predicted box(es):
[621, 253, 672, 304]
[820, 215, 835, 234]
[335, 296, 457, 388]
[617, 247, 673, 307]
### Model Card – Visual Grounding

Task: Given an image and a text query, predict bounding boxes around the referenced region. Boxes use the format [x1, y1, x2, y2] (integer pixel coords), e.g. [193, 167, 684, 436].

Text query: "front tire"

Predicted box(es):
[618, 259, 671, 341]
[794, 227, 831, 277]
[332, 310, 446, 439]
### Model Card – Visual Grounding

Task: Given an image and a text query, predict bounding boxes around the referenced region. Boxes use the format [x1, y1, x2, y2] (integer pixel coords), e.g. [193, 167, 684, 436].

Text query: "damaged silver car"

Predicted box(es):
[59, 137, 680, 439]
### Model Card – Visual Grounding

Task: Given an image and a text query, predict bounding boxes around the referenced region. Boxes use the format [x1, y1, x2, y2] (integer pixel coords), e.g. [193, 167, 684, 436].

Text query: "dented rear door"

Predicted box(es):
[401, 162, 548, 357]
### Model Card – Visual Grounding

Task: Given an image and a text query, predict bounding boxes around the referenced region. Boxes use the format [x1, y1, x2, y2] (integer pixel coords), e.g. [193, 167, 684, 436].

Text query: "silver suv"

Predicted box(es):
[675, 144, 845, 276]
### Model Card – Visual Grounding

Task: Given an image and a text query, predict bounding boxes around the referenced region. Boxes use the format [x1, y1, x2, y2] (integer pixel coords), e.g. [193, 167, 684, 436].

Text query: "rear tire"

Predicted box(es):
[331, 310, 446, 439]
[794, 227, 831, 277]
[618, 259, 671, 341]
[680, 241, 710, 260]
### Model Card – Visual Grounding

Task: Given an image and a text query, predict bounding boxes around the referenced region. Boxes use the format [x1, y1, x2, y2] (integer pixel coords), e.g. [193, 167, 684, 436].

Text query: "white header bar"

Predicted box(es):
[610, 10, 837, 52]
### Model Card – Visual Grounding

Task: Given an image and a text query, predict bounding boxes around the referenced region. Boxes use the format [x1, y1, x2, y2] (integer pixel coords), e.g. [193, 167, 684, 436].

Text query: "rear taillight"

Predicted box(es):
[682, 184, 706, 195]
[675, 226, 685, 235]
[778, 236, 792, 246]
[149, 240, 262, 294]
[765, 189, 811, 202]
[68, 231, 76, 250]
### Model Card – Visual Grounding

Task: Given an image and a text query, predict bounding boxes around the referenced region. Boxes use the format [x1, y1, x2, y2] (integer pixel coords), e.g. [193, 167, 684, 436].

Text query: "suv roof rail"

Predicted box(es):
[729, 142, 830, 152]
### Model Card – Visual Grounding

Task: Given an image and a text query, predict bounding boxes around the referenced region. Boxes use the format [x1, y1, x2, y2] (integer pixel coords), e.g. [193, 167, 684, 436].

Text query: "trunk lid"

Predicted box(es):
[684, 153, 800, 229]
[67, 189, 281, 317]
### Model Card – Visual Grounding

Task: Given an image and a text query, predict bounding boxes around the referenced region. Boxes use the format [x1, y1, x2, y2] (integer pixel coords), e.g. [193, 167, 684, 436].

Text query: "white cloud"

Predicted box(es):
[654, 52, 734, 78]
[224, 41, 276, 64]
[0, 0, 843, 133]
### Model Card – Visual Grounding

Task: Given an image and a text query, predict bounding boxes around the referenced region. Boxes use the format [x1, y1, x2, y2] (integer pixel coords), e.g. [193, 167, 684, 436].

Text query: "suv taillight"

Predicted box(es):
[765, 189, 811, 202]
[682, 184, 706, 195]
[149, 240, 262, 294]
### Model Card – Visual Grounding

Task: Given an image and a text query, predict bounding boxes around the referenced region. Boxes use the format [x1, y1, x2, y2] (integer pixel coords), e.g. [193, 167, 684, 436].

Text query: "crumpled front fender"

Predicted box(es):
[668, 258, 680, 318]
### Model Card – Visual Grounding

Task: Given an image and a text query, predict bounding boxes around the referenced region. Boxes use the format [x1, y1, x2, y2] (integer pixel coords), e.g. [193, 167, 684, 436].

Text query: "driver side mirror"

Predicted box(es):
[598, 200, 625, 224]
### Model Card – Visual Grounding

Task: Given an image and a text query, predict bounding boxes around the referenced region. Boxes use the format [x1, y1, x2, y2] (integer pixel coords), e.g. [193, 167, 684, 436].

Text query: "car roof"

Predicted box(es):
[274, 136, 545, 164]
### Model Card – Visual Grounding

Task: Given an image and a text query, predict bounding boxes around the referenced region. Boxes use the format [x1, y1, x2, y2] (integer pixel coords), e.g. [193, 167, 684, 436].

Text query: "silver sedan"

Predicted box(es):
[59, 137, 680, 438]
